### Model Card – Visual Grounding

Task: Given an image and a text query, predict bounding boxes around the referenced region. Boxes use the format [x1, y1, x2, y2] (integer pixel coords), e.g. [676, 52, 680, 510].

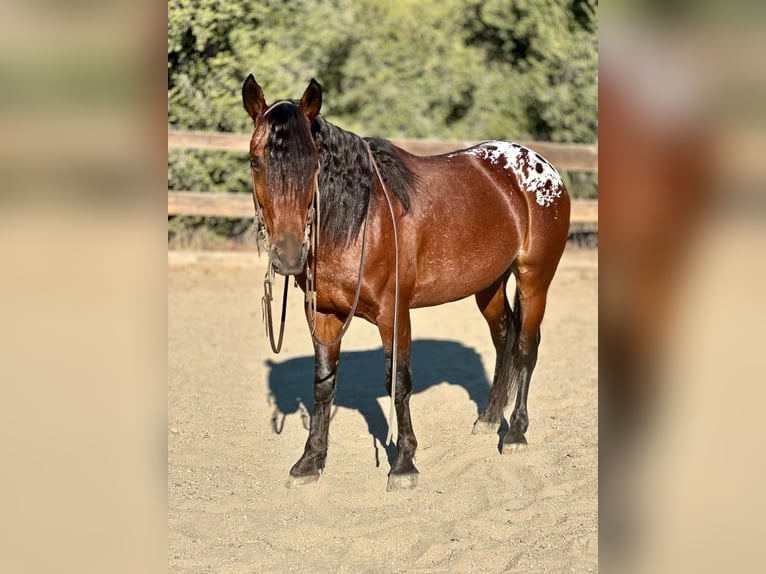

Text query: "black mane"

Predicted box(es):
[311, 117, 419, 246]
[262, 104, 419, 246]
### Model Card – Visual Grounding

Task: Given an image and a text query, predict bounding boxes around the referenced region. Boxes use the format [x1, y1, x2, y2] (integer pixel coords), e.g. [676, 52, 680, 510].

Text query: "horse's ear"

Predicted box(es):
[300, 78, 322, 123]
[242, 74, 266, 121]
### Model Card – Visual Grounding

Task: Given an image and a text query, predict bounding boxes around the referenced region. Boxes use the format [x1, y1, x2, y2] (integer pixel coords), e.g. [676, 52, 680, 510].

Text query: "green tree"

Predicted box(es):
[463, 0, 598, 143]
[167, 0, 598, 241]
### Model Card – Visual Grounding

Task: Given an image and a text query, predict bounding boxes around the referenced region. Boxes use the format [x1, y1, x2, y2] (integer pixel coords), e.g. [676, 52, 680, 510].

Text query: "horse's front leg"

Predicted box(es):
[289, 311, 343, 484]
[380, 310, 419, 491]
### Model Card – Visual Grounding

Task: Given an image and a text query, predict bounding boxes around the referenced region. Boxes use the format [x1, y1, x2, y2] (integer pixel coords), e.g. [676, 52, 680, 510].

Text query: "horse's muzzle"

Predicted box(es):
[270, 235, 309, 276]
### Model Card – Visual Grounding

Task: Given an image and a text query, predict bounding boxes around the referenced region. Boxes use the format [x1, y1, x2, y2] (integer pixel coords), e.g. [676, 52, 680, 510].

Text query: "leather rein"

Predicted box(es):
[254, 141, 401, 444]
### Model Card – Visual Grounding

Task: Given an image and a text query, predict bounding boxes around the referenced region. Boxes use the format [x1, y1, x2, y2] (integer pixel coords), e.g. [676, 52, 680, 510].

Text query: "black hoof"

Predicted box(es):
[289, 456, 321, 479]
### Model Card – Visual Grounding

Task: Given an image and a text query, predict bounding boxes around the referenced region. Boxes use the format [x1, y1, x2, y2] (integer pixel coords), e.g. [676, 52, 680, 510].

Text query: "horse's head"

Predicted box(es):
[242, 75, 322, 276]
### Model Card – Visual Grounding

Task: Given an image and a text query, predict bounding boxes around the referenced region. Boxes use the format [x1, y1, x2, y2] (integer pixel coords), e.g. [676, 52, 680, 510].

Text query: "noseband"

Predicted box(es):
[251, 178, 315, 262]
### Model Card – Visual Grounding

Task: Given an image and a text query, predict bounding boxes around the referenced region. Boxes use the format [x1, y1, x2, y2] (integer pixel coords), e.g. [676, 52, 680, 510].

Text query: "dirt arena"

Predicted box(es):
[168, 246, 597, 573]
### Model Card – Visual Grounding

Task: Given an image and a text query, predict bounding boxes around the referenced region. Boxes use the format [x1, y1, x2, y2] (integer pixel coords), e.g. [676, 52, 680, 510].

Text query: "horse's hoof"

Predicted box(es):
[286, 473, 320, 488]
[472, 419, 500, 435]
[501, 442, 528, 454]
[386, 472, 418, 491]
[501, 434, 528, 454]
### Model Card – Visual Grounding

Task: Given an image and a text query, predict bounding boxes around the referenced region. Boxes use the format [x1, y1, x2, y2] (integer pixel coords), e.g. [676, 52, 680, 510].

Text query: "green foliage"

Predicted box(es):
[462, 0, 598, 143]
[168, 0, 598, 238]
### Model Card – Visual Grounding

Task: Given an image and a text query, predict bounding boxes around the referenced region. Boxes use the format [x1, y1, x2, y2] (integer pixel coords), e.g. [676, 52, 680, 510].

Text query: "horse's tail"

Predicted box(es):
[503, 285, 524, 413]
[482, 281, 524, 423]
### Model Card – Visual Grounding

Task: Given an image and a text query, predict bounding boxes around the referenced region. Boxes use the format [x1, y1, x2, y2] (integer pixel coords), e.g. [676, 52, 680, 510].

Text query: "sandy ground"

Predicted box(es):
[168, 247, 598, 573]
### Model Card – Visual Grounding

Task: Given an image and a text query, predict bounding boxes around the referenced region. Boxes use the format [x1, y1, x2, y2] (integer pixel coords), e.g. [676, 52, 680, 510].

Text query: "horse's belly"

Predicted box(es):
[410, 229, 521, 308]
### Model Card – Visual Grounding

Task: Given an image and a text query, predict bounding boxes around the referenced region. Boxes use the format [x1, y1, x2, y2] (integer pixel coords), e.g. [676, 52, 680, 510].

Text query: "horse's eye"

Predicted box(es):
[250, 158, 262, 172]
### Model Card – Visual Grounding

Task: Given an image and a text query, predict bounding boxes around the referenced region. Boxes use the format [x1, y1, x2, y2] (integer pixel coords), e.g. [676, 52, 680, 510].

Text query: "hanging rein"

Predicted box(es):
[254, 141, 402, 444]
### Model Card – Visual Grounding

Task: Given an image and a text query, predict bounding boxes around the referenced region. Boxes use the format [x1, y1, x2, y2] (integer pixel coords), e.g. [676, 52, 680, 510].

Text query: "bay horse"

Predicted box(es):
[242, 75, 570, 491]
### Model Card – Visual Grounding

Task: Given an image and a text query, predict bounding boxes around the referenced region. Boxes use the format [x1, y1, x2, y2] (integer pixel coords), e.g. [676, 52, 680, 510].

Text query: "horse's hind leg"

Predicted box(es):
[473, 271, 518, 434]
[289, 311, 343, 484]
[501, 260, 558, 453]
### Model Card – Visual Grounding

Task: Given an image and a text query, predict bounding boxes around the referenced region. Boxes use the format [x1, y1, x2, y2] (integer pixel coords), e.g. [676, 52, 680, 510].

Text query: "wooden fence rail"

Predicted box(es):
[168, 130, 598, 226]
[168, 191, 598, 224]
[168, 130, 598, 173]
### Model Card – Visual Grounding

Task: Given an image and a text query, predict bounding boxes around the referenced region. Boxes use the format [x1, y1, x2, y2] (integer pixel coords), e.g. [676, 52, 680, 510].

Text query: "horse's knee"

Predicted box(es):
[386, 359, 412, 394]
[395, 374, 413, 400]
[313, 377, 336, 404]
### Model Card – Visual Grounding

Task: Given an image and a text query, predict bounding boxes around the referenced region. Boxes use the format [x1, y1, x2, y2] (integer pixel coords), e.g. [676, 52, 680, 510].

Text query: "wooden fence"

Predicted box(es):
[168, 190, 597, 224]
[168, 130, 597, 224]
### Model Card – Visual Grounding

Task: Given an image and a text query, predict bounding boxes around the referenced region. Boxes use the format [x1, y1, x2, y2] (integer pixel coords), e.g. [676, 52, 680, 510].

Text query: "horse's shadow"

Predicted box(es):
[265, 339, 491, 467]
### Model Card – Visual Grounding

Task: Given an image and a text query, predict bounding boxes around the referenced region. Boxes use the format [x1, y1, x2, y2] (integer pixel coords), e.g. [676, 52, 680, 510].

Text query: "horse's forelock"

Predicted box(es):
[264, 102, 316, 202]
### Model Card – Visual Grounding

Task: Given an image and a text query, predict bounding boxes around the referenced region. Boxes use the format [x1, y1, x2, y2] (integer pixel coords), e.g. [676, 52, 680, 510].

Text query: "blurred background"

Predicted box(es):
[167, 1, 766, 569]
[0, 0, 764, 571]
[600, 1, 766, 573]
[0, 1, 165, 573]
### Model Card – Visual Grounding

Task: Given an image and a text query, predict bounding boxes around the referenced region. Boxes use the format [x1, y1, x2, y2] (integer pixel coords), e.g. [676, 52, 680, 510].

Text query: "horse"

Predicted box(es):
[242, 75, 570, 491]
